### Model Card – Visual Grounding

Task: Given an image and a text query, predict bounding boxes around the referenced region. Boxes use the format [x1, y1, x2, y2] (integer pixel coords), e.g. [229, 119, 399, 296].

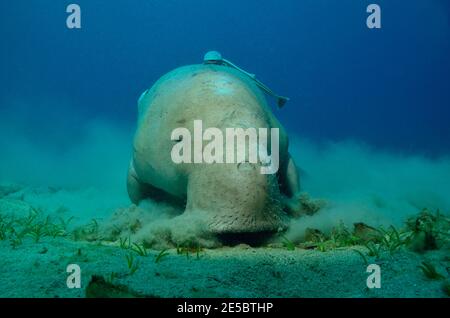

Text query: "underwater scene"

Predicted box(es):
[0, 0, 449, 299]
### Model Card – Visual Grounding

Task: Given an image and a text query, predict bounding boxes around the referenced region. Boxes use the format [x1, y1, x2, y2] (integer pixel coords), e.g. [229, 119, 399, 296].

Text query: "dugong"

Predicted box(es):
[127, 62, 301, 235]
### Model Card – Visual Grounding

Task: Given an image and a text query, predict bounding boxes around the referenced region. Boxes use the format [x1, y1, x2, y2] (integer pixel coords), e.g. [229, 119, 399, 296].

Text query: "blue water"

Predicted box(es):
[1, 0, 449, 158]
[1, 1, 450, 299]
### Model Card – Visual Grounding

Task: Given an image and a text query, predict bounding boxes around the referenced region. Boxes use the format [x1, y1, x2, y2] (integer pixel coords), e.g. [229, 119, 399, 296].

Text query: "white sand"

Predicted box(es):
[0, 185, 448, 298]
[0, 237, 448, 298]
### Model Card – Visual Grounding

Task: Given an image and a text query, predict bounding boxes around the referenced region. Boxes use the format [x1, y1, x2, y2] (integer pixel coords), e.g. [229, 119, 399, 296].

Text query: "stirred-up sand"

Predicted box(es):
[0, 185, 448, 298]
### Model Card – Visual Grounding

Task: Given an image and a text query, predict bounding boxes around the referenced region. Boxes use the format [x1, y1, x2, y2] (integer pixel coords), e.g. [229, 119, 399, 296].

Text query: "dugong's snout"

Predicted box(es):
[186, 163, 288, 235]
[207, 206, 287, 236]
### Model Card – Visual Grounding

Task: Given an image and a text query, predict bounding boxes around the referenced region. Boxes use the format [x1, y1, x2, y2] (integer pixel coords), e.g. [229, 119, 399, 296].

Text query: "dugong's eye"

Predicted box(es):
[237, 160, 254, 172]
[138, 89, 149, 104]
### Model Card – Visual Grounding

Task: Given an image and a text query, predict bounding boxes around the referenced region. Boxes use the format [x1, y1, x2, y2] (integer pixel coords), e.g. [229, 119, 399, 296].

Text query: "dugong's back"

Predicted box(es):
[131, 64, 288, 199]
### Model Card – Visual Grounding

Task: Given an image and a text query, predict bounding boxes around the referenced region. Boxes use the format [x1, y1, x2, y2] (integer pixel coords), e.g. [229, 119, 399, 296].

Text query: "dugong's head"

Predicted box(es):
[186, 161, 289, 240]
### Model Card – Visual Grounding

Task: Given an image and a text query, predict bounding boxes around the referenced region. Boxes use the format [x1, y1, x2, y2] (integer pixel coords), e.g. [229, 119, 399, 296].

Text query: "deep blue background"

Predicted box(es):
[1, 0, 449, 156]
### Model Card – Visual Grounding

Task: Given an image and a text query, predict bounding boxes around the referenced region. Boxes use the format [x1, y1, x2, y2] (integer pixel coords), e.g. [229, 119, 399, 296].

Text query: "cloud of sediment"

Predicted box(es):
[1, 98, 449, 245]
[286, 138, 450, 241]
[0, 98, 133, 194]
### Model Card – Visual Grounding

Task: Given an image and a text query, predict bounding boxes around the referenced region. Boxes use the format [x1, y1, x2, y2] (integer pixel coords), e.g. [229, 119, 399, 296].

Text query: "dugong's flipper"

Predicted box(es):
[127, 161, 186, 207]
[127, 161, 151, 204]
[280, 155, 325, 217]
[280, 154, 301, 198]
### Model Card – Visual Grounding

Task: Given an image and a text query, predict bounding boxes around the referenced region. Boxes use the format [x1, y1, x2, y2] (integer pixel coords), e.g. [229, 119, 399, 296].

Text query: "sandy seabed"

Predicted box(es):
[0, 184, 449, 298]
